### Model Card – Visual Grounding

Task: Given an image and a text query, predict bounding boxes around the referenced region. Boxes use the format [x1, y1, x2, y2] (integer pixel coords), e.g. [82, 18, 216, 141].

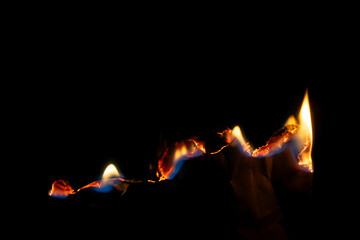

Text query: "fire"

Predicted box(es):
[102, 164, 121, 180]
[226, 125, 293, 157]
[174, 143, 189, 163]
[158, 139, 206, 180]
[49, 90, 314, 189]
[48, 179, 75, 198]
[231, 126, 252, 155]
[49, 163, 124, 197]
[285, 115, 297, 126]
[77, 163, 124, 192]
[157, 90, 315, 181]
[225, 90, 313, 172]
[297, 90, 313, 172]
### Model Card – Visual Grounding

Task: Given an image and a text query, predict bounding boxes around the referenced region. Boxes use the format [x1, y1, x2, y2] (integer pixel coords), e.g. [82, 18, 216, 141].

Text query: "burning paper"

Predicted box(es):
[156, 90, 314, 181]
[49, 163, 124, 198]
[223, 90, 313, 173]
[49, 90, 314, 194]
[157, 139, 206, 180]
[77, 163, 124, 193]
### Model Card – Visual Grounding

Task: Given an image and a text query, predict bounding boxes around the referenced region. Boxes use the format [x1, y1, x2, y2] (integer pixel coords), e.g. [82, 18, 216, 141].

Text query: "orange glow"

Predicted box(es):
[158, 139, 206, 180]
[219, 90, 313, 173]
[174, 143, 189, 163]
[192, 139, 206, 154]
[297, 90, 313, 172]
[252, 125, 297, 157]
[50, 91, 315, 191]
[49, 179, 75, 198]
[285, 115, 297, 126]
[221, 125, 295, 157]
[77, 180, 102, 192]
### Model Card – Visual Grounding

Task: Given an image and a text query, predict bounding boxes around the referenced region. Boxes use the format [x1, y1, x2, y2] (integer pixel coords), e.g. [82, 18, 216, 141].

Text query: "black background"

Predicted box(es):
[13, 15, 346, 238]
[40, 71, 321, 191]
[37, 62, 328, 238]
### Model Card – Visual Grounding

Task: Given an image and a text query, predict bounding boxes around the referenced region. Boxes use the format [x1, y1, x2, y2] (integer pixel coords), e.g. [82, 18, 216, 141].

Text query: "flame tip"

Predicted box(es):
[102, 163, 122, 179]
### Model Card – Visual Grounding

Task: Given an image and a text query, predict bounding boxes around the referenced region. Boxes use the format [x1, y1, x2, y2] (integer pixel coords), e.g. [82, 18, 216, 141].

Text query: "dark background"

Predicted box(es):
[37, 74, 329, 238]
[12, 15, 343, 238]
[41, 74, 321, 190]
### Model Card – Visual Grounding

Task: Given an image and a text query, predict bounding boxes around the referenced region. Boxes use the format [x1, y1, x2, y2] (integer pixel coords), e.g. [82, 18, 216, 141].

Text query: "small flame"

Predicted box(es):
[297, 90, 313, 172]
[231, 126, 252, 155]
[232, 126, 247, 148]
[48, 179, 75, 198]
[174, 143, 189, 164]
[77, 163, 124, 192]
[158, 139, 206, 180]
[102, 163, 121, 180]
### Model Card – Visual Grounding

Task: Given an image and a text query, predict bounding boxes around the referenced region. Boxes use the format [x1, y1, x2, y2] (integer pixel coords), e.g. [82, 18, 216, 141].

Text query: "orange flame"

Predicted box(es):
[49, 164, 124, 197]
[297, 90, 313, 172]
[223, 90, 313, 172]
[50, 91, 314, 189]
[158, 139, 206, 180]
[48, 179, 75, 198]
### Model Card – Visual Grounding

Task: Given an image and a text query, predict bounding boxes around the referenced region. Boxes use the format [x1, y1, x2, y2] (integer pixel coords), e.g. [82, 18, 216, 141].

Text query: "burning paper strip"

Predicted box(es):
[49, 164, 124, 198]
[49, 90, 314, 188]
[157, 139, 206, 180]
[229, 125, 297, 157]
[77, 163, 124, 193]
[228, 90, 313, 172]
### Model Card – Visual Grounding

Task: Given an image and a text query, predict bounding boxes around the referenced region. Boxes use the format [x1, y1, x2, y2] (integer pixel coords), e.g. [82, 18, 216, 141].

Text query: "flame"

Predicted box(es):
[102, 163, 121, 180]
[50, 91, 315, 190]
[158, 139, 206, 180]
[297, 90, 313, 172]
[174, 143, 189, 163]
[48, 179, 75, 198]
[77, 163, 124, 192]
[231, 126, 252, 155]
[232, 126, 247, 148]
[285, 115, 297, 126]
[252, 126, 296, 157]
[221, 90, 313, 172]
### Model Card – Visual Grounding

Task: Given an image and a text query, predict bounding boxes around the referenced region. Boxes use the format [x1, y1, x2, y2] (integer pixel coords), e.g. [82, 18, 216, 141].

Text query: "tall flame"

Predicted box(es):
[297, 90, 313, 172]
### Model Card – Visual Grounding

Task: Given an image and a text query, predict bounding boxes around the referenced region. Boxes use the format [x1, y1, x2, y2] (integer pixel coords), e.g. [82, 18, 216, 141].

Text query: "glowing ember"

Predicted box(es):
[49, 179, 75, 198]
